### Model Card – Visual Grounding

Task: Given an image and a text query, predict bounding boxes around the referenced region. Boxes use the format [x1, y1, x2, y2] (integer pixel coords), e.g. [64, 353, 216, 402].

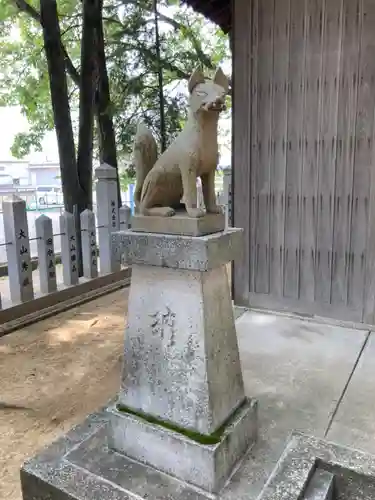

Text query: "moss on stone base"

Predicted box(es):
[116, 403, 225, 445]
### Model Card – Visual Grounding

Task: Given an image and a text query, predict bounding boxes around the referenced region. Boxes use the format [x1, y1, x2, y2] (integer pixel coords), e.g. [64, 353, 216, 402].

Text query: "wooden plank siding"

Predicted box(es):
[363, 1, 375, 323]
[232, 0, 252, 305]
[249, 0, 259, 295]
[314, 0, 343, 304]
[331, 0, 360, 308]
[299, 0, 324, 302]
[269, 0, 290, 298]
[348, 0, 374, 311]
[254, 0, 274, 294]
[283, 0, 306, 299]
[233, 0, 375, 323]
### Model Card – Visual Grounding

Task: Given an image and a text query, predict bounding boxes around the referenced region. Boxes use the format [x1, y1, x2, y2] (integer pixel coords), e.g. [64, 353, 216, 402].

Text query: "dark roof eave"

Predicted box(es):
[182, 0, 231, 33]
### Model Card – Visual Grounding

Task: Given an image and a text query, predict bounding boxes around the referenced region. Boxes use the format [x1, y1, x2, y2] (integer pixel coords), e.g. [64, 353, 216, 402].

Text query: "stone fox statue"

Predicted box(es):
[133, 67, 229, 218]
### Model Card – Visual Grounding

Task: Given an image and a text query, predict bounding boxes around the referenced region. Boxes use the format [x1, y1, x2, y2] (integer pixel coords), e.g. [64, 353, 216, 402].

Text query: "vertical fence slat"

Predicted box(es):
[81, 209, 98, 279]
[3, 195, 34, 303]
[36, 214, 57, 294]
[119, 205, 131, 230]
[96, 163, 121, 275]
[60, 211, 79, 286]
[223, 168, 232, 229]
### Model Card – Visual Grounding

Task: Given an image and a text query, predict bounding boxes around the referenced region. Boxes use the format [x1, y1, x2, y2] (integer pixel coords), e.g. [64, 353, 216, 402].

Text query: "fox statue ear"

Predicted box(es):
[213, 67, 229, 93]
[188, 68, 205, 93]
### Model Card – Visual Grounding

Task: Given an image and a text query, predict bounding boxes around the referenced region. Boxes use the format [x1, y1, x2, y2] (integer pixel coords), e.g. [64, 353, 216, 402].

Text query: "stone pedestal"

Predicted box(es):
[115, 230, 245, 434]
[107, 227, 257, 492]
[21, 221, 258, 499]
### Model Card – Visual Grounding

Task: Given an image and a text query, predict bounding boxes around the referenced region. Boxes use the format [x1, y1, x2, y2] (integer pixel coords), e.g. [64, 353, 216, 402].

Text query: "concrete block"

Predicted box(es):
[131, 212, 225, 236]
[258, 432, 375, 500]
[112, 228, 243, 271]
[303, 469, 335, 500]
[21, 400, 258, 500]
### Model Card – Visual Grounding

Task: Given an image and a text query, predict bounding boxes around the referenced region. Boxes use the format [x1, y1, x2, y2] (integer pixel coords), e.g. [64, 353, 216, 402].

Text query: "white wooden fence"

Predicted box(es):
[0, 164, 231, 311]
[0, 164, 131, 310]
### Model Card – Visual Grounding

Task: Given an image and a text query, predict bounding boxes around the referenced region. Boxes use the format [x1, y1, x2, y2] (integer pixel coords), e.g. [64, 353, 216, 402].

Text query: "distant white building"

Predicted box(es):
[28, 160, 61, 187]
[0, 160, 29, 186]
[0, 159, 61, 188]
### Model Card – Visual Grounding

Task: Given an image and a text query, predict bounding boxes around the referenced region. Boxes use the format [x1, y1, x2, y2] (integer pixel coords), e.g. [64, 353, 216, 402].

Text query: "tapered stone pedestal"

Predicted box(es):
[116, 231, 246, 434]
[110, 227, 257, 492]
[21, 222, 257, 499]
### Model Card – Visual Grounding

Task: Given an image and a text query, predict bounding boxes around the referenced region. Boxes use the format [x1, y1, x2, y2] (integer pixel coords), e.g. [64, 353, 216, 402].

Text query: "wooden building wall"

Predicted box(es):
[232, 0, 375, 323]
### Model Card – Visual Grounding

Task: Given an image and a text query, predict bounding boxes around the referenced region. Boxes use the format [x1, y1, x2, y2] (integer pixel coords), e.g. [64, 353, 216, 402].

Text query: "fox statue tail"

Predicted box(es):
[133, 122, 158, 207]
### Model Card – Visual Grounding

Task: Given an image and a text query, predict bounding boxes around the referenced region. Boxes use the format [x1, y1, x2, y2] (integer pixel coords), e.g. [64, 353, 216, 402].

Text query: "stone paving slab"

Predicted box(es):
[229, 310, 369, 499]
[327, 332, 375, 454]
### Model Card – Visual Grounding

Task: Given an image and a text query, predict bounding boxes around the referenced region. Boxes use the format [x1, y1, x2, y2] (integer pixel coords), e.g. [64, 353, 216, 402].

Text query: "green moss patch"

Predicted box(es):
[116, 404, 225, 445]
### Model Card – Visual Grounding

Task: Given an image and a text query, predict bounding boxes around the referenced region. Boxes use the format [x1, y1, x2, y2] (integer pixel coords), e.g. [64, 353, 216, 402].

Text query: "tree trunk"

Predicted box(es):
[94, 0, 121, 205]
[153, 0, 166, 153]
[41, 0, 94, 276]
[40, 0, 79, 213]
[77, 0, 98, 213]
[75, 0, 100, 274]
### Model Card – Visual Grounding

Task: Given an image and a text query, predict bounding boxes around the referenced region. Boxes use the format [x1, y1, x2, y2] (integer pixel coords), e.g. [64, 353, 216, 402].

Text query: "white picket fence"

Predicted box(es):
[0, 165, 231, 312]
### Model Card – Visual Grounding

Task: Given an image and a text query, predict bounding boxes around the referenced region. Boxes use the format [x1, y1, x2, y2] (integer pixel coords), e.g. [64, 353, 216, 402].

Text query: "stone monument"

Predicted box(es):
[20, 68, 257, 499]
[107, 227, 257, 494]
[20, 230, 257, 500]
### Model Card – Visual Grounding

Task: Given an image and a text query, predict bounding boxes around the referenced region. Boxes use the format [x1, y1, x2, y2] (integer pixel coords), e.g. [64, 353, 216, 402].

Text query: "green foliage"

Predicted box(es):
[119, 167, 136, 192]
[0, 0, 231, 161]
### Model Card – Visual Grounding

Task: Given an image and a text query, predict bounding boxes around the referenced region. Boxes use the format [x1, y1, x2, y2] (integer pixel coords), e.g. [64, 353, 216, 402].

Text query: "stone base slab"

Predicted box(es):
[108, 397, 258, 493]
[22, 414, 375, 500]
[258, 432, 375, 500]
[21, 400, 258, 500]
[131, 212, 225, 237]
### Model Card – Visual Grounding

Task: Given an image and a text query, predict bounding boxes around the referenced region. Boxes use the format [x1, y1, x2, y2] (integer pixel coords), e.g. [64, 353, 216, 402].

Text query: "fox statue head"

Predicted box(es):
[188, 67, 229, 115]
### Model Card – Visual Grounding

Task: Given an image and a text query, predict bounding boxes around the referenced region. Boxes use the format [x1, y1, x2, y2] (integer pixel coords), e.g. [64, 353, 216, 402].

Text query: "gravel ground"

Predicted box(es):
[0, 288, 128, 500]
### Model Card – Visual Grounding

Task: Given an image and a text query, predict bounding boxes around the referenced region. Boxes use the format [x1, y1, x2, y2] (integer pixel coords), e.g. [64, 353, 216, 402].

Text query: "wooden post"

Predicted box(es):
[36, 214, 57, 294]
[96, 163, 121, 275]
[60, 211, 79, 286]
[3, 195, 34, 303]
[81, 209, 98, 279]
[119, 205, 131, 230]
[223, 167, 232, 229]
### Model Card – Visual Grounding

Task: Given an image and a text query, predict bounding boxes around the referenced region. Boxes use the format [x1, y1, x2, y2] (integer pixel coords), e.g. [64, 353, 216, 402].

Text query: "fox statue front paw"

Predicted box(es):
[186, 207, 205, 218]
[206, 204, 223, 214]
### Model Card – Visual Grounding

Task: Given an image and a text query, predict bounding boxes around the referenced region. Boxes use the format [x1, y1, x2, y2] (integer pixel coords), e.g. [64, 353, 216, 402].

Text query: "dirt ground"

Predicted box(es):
[0, 288, 129, 500]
